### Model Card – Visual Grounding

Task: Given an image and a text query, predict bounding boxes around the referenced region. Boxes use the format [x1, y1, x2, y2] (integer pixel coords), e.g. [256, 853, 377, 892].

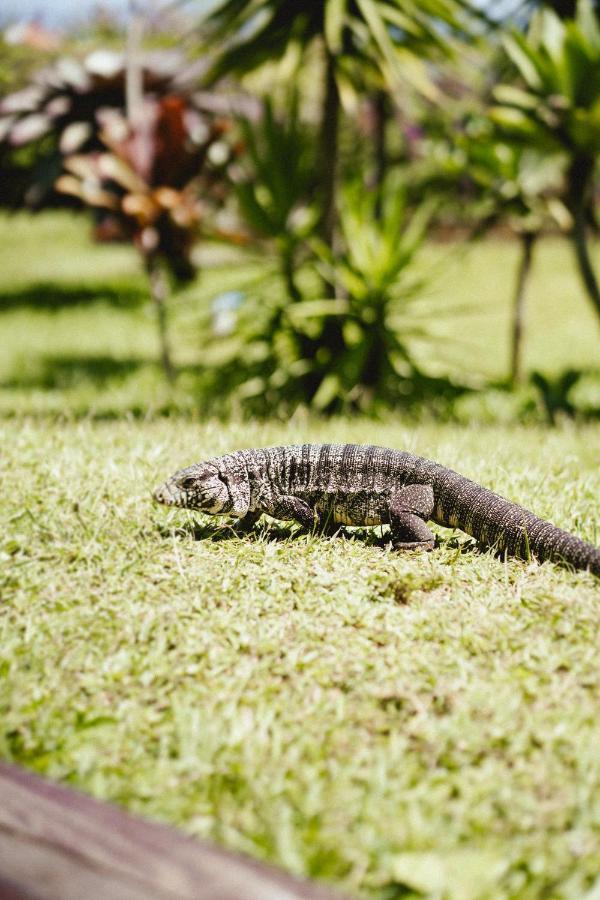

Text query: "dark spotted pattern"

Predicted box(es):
[154, 444, 600, 575]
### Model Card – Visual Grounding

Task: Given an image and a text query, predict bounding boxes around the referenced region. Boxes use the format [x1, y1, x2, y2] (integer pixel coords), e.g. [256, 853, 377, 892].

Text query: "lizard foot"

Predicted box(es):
[392, 539, 436, 552]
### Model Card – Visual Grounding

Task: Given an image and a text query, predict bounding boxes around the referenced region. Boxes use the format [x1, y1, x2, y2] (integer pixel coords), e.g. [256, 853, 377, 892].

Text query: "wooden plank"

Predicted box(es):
[0, 762, 349, 900]
[0, 831, 150, 900]
[0, 874, 41, 900]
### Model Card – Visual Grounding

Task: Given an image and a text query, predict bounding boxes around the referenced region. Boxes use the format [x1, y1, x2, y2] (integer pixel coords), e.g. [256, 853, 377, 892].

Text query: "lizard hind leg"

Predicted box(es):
[389, 484, 436, 552]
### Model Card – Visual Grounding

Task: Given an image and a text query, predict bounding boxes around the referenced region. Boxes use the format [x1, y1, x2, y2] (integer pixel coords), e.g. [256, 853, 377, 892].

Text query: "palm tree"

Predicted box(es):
[492, 0, 600, 323]
[200, 0, 480, 391]
[413, 103, 566, 384]
[201, 0, 477, 246]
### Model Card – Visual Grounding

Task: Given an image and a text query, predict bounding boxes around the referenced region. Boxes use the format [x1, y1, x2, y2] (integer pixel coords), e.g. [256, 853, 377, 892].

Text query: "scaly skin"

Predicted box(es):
[154, 444, 600, 575]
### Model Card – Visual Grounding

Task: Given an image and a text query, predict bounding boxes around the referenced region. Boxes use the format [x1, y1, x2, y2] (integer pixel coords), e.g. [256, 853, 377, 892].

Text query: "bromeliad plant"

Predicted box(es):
[0, 50, 186, 209]
[1, 47, 244, 382]
[222, 95, 435, 411]
[56, 96, 237, 381]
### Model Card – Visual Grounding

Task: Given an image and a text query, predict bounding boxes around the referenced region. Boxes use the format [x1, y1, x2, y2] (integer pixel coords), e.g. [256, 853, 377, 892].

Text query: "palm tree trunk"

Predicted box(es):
[567, 155, 600, 322]
[280, 241, 301, 303]
[319, 47, 340, 246]
[510, 231, 536, 385]
[370, 89, 388, 218]
[147, 259, 175, 383]
[310, 43, 345, 405]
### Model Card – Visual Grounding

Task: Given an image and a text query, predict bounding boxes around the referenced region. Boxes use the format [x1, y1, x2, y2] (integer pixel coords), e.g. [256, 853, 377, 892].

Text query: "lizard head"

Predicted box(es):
[153, 463, 231, 514]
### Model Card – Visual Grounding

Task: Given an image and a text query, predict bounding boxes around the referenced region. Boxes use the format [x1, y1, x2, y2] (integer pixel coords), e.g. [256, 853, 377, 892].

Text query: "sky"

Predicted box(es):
[1, 0, 129, 27]
[0, 0, 214, 29]
[0, 0, 523, 31]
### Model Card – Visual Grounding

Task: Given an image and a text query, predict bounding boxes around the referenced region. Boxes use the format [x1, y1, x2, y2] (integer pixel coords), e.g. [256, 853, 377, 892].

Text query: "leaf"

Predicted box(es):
[0, 84, 45, 115]
[493, 85, 540, 111]
[538, 7, 565, 66]
[63, 154, 101, 181]
[503, 32, 543, 90]
[489, 107, 545, 141]
[577, 0, 600, 52]
[355, 0, 406, 93]
[389, 849, 509, 900]
[564, 24, 600, 108]
[392, 48, 441, 102]
[122, 193, 158, 224]
[325, 0, 347, 54]
[9, 113, 51, 146]
[311, 372, 341, 410]
[287, 299, 350, 320]
[235, 182, 277, 236]
[236, 376, 267, 399]
[97, 154, 147, 194]
[379, 5, 431, 40]
[55, 175, 119, 210]
[399, 198, 435, 257]
[59, 121, 92, 154]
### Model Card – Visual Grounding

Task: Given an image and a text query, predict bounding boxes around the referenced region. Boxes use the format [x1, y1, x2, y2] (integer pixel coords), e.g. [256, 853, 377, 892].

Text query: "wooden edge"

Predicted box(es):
[0, 761, 350, 900]
[0, 874, 42, 900]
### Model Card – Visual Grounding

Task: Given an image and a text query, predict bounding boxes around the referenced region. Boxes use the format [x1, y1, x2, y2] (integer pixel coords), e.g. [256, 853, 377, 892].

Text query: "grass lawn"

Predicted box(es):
[1, 213, 600, 899]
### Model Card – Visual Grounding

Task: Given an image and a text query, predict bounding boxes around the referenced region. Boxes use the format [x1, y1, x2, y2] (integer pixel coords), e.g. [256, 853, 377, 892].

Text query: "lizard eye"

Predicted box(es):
[180, 476, 196, 490]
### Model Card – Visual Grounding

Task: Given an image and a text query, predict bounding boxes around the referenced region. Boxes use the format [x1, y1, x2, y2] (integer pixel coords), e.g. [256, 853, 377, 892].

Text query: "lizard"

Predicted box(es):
[153, 444, 600, 576]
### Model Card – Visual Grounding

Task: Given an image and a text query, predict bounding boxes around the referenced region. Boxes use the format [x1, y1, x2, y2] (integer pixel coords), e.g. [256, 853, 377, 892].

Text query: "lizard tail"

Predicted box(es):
[433, 472, 600, 575]
[528, 524, 600, 576]
[478, 502, 599, 575]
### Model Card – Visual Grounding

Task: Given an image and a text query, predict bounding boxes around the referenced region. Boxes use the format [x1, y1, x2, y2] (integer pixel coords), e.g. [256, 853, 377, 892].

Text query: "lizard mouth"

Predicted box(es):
[153, 483, 179, 506]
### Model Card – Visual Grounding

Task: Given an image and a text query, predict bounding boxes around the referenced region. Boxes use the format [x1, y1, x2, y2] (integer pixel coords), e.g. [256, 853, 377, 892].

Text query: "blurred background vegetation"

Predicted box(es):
[0, 0, 599, 420]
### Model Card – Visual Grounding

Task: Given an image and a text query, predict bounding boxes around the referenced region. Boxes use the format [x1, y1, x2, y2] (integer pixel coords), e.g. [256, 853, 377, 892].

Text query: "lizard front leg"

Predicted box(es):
[231, 509, 262, 532]
[389, 484, 436, 551]
[263, 495, 317, 530]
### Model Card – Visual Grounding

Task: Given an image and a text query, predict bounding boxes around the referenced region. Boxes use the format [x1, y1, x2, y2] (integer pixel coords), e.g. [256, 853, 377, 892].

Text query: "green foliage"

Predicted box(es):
[234, 92, 318, 304]
[235, 95, 316, 240]
[492, 0, 600, 155]
[206, 173, 435, 413]
[530, 368, 583, 422]
[459, 134, 563, 232]
[202, 0, 475, 95]
[416, 112, 567, 234]
[491, 0, 600, 323]
[307, 180, 433, 408]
